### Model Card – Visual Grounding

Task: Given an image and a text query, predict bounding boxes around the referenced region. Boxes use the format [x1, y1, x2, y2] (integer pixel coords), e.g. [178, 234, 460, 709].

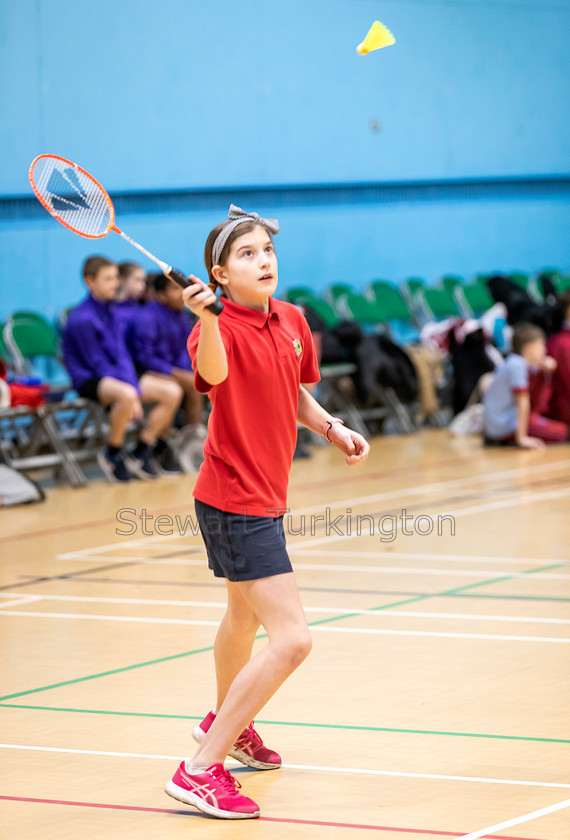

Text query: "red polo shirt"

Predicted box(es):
[187, 296, 320, 516]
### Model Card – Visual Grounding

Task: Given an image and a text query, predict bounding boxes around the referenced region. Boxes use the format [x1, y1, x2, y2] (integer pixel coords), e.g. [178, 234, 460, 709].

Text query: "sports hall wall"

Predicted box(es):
[1, 0, 569, 320]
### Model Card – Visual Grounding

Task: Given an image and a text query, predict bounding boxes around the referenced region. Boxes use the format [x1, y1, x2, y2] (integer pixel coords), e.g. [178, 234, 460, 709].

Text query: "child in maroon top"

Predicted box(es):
[547, 291, 570, 424]
[165, 206, 369, 820]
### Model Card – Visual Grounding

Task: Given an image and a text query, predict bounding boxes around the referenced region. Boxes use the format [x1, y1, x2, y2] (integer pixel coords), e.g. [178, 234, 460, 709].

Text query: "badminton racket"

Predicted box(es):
[28, 154, 223, 315]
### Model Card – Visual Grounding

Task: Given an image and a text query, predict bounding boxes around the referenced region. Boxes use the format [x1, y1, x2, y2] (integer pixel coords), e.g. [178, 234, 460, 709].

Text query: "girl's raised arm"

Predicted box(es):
[183, 278, 228, 386]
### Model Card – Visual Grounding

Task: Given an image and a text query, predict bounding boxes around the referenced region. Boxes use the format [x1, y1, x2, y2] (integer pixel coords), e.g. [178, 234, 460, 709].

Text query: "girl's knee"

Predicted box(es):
[274, 628, 312, 670]
[295, 629, 313, 663]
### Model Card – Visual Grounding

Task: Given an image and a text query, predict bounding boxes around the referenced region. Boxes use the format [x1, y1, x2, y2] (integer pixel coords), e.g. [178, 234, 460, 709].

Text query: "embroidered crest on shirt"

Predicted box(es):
[292, 337, 302, 357]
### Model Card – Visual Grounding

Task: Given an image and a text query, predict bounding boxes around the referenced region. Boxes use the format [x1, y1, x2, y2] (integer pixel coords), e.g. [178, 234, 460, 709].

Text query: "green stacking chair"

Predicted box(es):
[455, 284, 494, 317]
[10, 311, 53, 328]
[323, 283, 355, 315]
[536, 270, 570, 295]
[373, 291, 419, 343]
[4, 315, 60, 376]
[473, 273, 492, 288]
[440, 275, 464, 293]
[416, 287, 461, 322]
[294, 294, 339, 329]
[0, 323, 12, 366]
[340, 293, 386, 326]
[326, 282, 354, 300]
[554, 274, 570, 293]
[368, 279, 395, 299]
[509, 271, 531, 291]
[367, 282, 418, 323]
[284, 286, 314, 304]
[401, 276, 425, 302]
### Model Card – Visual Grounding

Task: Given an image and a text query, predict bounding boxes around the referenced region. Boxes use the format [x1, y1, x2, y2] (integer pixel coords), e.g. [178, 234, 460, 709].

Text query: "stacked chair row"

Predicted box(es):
[1, 312, 107, 487]
[283, 269, 570, 342]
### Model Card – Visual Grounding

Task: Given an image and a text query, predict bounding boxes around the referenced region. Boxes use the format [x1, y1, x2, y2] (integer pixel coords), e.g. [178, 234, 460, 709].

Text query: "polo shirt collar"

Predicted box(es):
[221, 295, 280, 328]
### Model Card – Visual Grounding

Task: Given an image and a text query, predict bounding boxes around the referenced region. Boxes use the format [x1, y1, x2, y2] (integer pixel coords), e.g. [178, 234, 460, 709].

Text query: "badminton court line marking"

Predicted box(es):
[48, 554, 570, 579]
[0, 451, 506, 547]
[287, 487, 570, 552]
[55, 459, 570, 560]
[1, 744, 568, 789]
[2, 593, 568, 624]
[0, 796, 550, 840]
[0, 451, 522, 549]
[2, 703, 567, 745]
[1, 560, 560, 702]
[0, 595, 43, 609]
[454, 796, 570, 840]
[1, 609, 568, 643]
[296, 550, 567, 565]
[54, 485, 570, 562]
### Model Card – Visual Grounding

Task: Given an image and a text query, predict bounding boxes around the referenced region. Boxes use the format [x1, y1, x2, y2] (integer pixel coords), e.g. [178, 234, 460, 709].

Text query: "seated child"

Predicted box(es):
[546, 291, 570, 425]
[126, 274, 205, 433]
[62, 256, 183, 482]
[483, 322, 569, 449]
[114, 261, 148, 332]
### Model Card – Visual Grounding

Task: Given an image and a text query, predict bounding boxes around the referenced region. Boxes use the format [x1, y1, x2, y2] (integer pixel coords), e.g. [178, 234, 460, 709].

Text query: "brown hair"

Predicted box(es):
[82, 255, 115, 279]
[203, 221, 274, 294]
[511, 322, 545, 355]
[118, 261, 142, 279]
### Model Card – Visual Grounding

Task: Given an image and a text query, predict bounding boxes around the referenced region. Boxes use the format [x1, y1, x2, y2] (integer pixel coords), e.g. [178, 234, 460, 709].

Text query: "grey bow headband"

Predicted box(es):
[211, 204, 279, 266]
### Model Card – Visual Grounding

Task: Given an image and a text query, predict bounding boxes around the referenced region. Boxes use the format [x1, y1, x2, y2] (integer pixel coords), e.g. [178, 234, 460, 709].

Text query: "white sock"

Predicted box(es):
[184, 761, 208, 774]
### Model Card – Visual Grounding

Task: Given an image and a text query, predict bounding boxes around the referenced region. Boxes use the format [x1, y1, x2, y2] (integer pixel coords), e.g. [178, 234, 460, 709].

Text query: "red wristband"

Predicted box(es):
[324, 417, 344, 443]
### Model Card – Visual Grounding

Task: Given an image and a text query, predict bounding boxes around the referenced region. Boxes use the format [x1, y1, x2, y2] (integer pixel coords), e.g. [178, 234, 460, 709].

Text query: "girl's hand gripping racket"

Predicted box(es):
[28, 154, 223, 316]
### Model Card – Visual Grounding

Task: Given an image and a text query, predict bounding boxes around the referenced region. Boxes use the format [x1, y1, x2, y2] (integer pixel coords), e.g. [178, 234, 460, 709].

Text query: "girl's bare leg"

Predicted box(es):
[213, 581, 260, 713]
[191, 572, 311, 768]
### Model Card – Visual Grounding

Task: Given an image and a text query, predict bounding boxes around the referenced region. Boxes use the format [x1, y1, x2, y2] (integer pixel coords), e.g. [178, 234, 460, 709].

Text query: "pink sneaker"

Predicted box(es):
[165, 761, 260, 819]
[193, 711, 282, 770]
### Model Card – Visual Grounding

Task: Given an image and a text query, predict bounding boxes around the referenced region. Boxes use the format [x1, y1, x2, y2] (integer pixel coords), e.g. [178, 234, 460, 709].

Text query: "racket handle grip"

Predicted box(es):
[166, 267, 224, 316]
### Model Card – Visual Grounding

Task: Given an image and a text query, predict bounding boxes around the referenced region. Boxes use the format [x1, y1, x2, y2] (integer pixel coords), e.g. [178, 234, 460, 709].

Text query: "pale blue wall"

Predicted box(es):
[1, 0, 569, 319]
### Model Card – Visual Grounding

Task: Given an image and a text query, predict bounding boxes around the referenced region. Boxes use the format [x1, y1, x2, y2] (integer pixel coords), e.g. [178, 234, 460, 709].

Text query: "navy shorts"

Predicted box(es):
[194, 499, 293, 582]
[77, 376, 102, 400]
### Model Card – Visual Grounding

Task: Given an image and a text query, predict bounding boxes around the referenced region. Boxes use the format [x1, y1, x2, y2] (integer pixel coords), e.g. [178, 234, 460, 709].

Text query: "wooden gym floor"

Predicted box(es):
[0, 429, 569, 840]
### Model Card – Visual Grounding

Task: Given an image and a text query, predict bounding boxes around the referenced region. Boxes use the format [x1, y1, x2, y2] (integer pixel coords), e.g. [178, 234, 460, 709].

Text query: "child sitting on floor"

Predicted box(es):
[483, 322, 569, 449]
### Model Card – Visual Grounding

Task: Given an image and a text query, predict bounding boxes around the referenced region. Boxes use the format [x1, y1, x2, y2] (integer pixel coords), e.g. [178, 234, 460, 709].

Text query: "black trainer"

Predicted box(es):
[97, 447, 133, 483]
[154, 442, 182, 475]
[126, 444, 158, 480]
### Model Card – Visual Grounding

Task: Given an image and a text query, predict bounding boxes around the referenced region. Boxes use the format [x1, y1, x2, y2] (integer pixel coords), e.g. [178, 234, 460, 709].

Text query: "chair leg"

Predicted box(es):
[38, 407, 87, 488]
[318, 380, 370, 437]
[382, 387, 417, 434]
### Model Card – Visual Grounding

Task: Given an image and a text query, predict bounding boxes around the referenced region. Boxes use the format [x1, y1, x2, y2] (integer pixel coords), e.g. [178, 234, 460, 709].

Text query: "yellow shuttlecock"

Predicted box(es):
[356, 20, 395, 55]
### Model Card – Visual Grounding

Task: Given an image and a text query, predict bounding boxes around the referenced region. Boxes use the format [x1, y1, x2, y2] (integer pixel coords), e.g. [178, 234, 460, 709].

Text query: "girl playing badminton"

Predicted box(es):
[165, 205, 369, 819]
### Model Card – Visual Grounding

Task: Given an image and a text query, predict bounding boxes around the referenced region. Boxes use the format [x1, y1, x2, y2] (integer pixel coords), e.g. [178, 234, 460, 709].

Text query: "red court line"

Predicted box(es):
[0, 795, 549, 839]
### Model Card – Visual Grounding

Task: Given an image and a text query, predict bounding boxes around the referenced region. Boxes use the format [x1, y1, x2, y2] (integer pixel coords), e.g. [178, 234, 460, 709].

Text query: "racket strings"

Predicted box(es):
[32, 156, 112, 237]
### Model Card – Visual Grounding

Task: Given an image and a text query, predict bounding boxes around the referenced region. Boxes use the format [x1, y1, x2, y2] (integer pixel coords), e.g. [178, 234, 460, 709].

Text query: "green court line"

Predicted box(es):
[455, 593, 570, 602]
[1, 561, 566, 702]
[1, 702, 568, 745]
[0, 645, 216, 702]
[305, 562, 569, 628]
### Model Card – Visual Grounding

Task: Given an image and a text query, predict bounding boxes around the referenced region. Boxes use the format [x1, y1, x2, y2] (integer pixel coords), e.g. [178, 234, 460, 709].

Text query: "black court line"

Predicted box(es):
[12, 575, 570, 602]
[0, 561, 144, 593]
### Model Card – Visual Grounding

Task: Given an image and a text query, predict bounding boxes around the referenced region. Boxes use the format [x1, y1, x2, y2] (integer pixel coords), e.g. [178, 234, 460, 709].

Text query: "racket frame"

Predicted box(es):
[29, 153, 116, 239]
[29, 153, 223, 314]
